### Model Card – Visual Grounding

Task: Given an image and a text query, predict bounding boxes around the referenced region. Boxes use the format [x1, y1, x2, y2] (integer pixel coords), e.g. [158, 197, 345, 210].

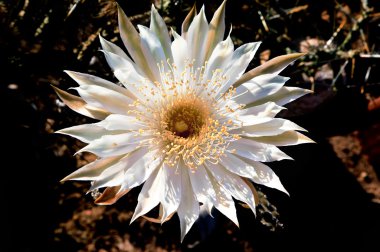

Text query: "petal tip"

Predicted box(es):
[151, 3, 156, 11]
[60, 173, 74, 182]
[60, 177, 68, 183]
[130, 213, 139, 225]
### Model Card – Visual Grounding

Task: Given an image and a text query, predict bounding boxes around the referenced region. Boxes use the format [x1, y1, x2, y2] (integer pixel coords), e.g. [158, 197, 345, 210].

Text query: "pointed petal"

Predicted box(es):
[245, 86, 313, 107]
[204, 0, 226, 60]
[217, 42, 261, 96]
[187, 165, 216, 207]
[247, 131, 315, 146]
[138, 25, 166, 66]
[101, 50, 159, 101]
[177, 166, 199, 242]
[206, 162, 256, 214]
[95, 185, 130, 205]
[99, 35, 132, 63]
[101, 50, 145, 88]
[219, 152, 258, 179]
[206, 168, 239, 227]
[235, 155, 289, 195]
[122, 149, 162, 189]
[239, 102, 285, 118]
[202, 201, 214, 216]
[171, 29, 188, 73]
[74, 85, 133, 115]
[90, 158, 131, 190]
[181, 4, 197, 39]
[65, 70, 134, 98]
[220, 153, 288, 195]
[204, 36, 234, 80]
[79, 132, 149, 157]
[90, 147, 151, 190]
[232, 117, 307, 137]
[56, 124, 111, 143]
[52, 85, 109, 120]
[150, 5, 173, 60]
[229, 138, 293, 162]
[186, 6, 209, 68]
[101, 49, 132, 73]
[242, 178, 260, 206]
[117, 5, 158, 82]
[234, 74, 289, 104]
[232, 53, 306, 88]
[130, 167, 163, 223]
[96, 114, 146, 131]
[160, 163, 182, 222]
[142, 205, 176, 223]
[61, 155, 124, 181]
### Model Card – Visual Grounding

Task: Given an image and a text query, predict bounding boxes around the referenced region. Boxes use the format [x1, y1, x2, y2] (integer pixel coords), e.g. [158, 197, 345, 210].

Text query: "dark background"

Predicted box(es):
[1, 0, 380, 251]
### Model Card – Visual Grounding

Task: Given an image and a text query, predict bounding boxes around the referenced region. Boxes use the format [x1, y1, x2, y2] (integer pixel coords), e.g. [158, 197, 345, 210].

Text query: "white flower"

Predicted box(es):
[55, 1, 313, 241]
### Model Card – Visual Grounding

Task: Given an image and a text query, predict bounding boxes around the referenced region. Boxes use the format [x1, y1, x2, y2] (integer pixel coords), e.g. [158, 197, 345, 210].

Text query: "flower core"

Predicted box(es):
[164, 95, 209, 139]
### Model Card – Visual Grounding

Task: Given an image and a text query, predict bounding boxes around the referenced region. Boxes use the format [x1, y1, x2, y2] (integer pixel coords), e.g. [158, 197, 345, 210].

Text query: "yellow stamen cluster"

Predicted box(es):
[163, 95, 208, 138]
[126, 60, 243, 169]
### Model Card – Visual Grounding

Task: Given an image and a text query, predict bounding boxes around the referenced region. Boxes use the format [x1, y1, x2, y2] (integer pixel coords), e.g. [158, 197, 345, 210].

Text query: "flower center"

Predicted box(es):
[141, 61, 242, 169]
[164, 96, 209, 139]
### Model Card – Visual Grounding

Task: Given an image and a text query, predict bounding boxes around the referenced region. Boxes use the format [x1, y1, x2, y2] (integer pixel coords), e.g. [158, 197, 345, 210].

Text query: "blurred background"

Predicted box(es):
[1, 0, 380, 251]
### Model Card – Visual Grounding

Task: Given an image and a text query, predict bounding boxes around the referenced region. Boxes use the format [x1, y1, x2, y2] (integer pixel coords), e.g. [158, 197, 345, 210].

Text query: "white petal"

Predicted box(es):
[202, 201, 214, 217]
[248, 131, 315, 146]
[56, 124, 110, 143]
[234, 155, 289, 195]
[217, 42, 261, 96]
[99, 35, 132, 64]
[79, 132, 149, 157]
[171, 29, 188, 73]
[90, 149, 149, 190]
[138, 25, 167, 68]
[61, 155, 123, 181]
[234, 74, 289, 104]
[239, 102, 285, 118]
[206, 169, 239, 227]
[90, 162, 126, 190]
[52, 86, 110, 120]
[150, 5, 173, 61]
[117, 5, 158, 82]
[204, 36, 234, 80]
[203, 0, 226, 60]
[101, 50, 148, 94]
[90, 147, 151, 190]
[187, 165, 216, 212]
[181, 4, 197, 39]
[232, 53, 305, 88]
[232, 117, 306, 137]
[130, 166, 163, 223]
[219, 152, 257, 177]
[74, 85, 133, 115]
[246, 86, 312, 107]
[205, 162, 256, 214]
[160, 163, 182, 222]
[186, 6, 208, 68]
[102, 50, 158, 101]
[177, 166, 199, 242]
[95, 114, 147, 131]
[219, 153, 288, 195]
[65, 70, 135, 99]
[122, 149, 162, 189]
[101, 49, 132, 73]
[229, 138, 293, 162]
